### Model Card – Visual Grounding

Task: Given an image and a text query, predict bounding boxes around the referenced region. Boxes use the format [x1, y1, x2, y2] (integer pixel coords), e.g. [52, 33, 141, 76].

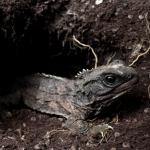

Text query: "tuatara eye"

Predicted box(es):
[103, 74, 119, 86]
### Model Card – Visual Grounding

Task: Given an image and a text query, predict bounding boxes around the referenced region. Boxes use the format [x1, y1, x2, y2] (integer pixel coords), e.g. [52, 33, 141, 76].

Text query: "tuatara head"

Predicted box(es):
[75, 60, 138, 111]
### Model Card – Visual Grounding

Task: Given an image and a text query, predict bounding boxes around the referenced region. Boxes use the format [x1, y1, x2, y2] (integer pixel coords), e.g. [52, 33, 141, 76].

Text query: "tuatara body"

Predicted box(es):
[1, 60, 138, 133]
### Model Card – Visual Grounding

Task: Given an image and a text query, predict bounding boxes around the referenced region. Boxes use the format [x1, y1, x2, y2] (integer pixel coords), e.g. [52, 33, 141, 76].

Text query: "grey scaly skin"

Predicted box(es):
[1, 60, 138, 133]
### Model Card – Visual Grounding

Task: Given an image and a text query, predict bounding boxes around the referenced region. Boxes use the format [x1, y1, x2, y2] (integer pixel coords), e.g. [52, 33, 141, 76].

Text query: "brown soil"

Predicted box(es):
[0, 0, 150, 149]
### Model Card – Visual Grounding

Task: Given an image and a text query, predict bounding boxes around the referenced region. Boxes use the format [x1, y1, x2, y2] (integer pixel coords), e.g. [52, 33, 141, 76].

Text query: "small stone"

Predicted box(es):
[114, 132, 120, 138]
[132, 118, 137, 122]
[91, 5, 95, 9]
[85, 1, 90, 5]
[141, 67, 146, 70]
[144, 134, 149, 137]
[30, 117, 36, 121]
[7, 128, 12, 132]
[123, 3, 128, 7]
[19, 148, 25, 150]
[34, 144, 40, 150]
[139, 15, 144, 20]
[110, 148, 116, 150]
[58, 118, 63, 122]
[144, 108, 150, 113]
[132, 118, 137, 123]
[86, 142, 94, 147]
[112, 28, 119, 33]
[125, 119, 131, 123]
[95, 0, 103, 5]
[70, 145, 76, 150]
[109, 0, 113, 2]
[21, 135, 25, 141]
[0, 146, 5, 150]
[128, 14, 133, 19]
[5, 111, 12, 118]
[22, 123, 26, 127]
[122, 142, 130, 148]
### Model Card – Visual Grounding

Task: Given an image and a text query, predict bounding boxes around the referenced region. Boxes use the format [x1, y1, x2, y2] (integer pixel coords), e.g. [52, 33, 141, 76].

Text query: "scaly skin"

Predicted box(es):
[1, 60, 138, 133]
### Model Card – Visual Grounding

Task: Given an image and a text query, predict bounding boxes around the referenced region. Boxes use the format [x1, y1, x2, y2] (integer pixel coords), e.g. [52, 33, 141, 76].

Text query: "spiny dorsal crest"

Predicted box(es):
[75, 68, 94, 79]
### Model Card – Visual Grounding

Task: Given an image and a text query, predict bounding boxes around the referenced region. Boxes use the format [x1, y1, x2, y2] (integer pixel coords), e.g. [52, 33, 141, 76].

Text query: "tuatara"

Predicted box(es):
[1, 60, 138, 133]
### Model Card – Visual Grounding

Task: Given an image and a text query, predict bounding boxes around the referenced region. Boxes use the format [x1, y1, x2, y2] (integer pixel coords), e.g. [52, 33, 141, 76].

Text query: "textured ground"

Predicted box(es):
[0, 0, 150, 149]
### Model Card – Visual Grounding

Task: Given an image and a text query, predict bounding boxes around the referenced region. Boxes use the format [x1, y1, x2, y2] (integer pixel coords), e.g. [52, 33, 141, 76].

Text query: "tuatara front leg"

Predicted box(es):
[63, 116, 89, 133]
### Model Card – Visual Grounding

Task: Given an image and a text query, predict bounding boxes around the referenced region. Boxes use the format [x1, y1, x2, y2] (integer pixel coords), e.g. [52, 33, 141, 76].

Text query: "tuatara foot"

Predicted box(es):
[62, 116, 89, 134]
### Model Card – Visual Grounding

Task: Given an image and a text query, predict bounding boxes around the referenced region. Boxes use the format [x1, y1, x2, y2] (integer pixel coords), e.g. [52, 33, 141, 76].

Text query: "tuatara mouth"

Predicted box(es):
[112, 75, 138, 97]
[90, 76, 138, 107]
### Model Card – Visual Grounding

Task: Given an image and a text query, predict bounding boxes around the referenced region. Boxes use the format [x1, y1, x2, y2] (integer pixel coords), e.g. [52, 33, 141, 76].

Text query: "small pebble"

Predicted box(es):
[5, 111, 12, 118]
[144, 108, 150, 113]
[30, 117, 36, 121]
[128, 14, 133, 19]
[125, 119, 131, 123]
[85, 1, 90, 5]
[58, 118, 63, 122]
[95, 0, 103, 5]
[110, 148, 116, 150]
[86, 142, 95, 147]
[70, 145, 76, 150]
[132, 118, 137, 122]
[112, 28, 119, 33]
[91, 5, 95, 9]
[122, 142, 130, 148]
[21, 135, 25, 141]
[34, 144, 40, 150]
[22, 123, 26, 127]
[144, 134, 149, 137]
[114, 132, 120, 138]
[7, 128, 12, 132]
[138, 15, 144, 20]
[0, 146, 5, 150]
[141, 67, 146, 70]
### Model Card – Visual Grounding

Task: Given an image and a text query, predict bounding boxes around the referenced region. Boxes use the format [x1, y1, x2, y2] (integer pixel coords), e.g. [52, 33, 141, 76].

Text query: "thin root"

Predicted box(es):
[129, 13, 150, 66]
[106, 52, 116, 65]
[45, 129, 68, 138]
[73, 35, 98, 68]
[129, 44, 150, 66]
[111, 114, 119, 124]
[148, 84, 150, 99]
[145, 12, 150, 36]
